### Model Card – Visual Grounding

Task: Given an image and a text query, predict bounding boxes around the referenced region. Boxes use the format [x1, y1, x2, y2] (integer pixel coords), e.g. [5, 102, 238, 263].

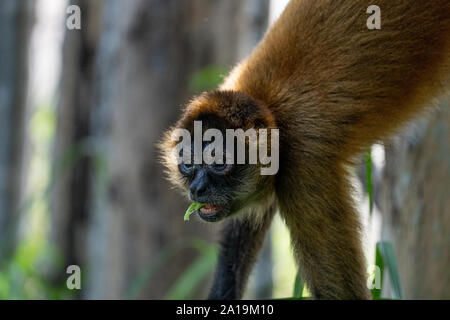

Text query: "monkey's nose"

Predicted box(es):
[189, 179, 208, 200]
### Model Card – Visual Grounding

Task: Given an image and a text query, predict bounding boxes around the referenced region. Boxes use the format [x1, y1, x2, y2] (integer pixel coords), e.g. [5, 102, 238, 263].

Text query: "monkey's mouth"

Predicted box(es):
[200, 204, 221, 215]
[198, 204, 226, 222]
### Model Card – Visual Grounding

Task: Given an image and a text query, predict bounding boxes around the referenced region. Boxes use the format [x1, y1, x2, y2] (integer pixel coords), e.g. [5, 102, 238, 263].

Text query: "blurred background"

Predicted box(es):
[0, 0, 448, 300]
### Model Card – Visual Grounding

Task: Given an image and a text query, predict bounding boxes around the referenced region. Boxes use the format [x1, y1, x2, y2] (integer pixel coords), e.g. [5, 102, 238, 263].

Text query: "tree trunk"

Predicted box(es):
[0, 0, 34, 262]
[50, 0, 102, 285]
[86, 0, 269, 299]
[378, 101, 450, 299]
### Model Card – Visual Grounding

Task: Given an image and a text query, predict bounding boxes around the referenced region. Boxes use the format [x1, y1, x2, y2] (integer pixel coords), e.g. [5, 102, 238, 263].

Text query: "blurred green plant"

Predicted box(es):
[0, 105, 75, 299]
[165, 239, 217, 299]
[372, 241, 403, 299]
[0, 237, 70, 299]
[188, 65, 228, 93]
[365, 148, 403, 300]
[366, 148, 373, 215]
[371, 242, 385, 300]
[292, 272, 304, 298]
[0, 104, 105, 299]
[126, 238, 218, 300]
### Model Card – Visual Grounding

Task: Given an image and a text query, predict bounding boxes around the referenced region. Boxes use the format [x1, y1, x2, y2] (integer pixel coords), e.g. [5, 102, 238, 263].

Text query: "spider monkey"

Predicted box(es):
[160, 0, 450, 299]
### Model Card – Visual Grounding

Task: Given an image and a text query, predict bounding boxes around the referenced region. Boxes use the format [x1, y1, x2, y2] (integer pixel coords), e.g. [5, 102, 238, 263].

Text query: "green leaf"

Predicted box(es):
[371, 243, 385, 300]
[365, 148, 373, 215]
[184, 202, 204, 221]
[126, 244, 177, 299]
[378, 241, 403, 299]
[165, 244, 218, 299]
[293, 272, 304, 298]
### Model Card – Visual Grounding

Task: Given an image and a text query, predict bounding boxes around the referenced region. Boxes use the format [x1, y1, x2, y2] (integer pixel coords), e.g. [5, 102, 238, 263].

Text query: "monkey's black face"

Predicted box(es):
[177, 140, 263, 222]
[163, 91, 277, 222]
[178, 159, 261, 222]
[180, 162, 231, 222]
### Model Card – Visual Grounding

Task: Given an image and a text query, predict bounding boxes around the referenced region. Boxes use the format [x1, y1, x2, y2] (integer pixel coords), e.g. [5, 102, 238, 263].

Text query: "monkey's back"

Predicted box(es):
[222, 0, 450, 158]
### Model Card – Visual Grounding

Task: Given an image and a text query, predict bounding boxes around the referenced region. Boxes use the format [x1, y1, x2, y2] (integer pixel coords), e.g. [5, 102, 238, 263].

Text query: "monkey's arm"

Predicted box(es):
[277, 158, 371, 299]
[209, 206, 275, 300]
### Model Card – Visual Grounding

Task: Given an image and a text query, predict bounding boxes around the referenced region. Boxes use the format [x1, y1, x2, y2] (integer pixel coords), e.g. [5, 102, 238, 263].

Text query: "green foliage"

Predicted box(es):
[365, 147, 403, 300]
[165, 239, 218, 299]
[126, 243, 176, 299]
[366, 148, 373, 215]
[292, 272, 304, 298]
[127, 238, 218, 299]
[0, 104, 75, 299]
[371, 243, 385, 300]
[374, 241, 403, 299]
[0, 236, 71, 299]
[189, 65, 228, 93]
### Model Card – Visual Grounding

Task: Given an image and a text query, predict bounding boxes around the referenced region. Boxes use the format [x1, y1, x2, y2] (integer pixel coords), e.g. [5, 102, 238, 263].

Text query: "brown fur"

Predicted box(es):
[161, 0, 450, 299]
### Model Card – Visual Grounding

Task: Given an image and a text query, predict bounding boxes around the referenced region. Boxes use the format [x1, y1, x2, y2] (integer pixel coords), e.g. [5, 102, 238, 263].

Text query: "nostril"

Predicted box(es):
[189, 170, 209, 200]
[196, 183, 207, 196]
[190, 181, 207, 199]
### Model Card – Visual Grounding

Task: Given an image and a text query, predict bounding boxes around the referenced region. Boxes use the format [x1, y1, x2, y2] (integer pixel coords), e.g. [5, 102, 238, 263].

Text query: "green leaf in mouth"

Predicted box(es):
[184, 202, 205, 221]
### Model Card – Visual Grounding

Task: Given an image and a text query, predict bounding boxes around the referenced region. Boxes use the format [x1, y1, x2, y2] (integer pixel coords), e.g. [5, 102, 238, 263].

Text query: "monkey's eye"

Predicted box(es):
[209, 163, 232, 175]
[179, 163, 194, 175]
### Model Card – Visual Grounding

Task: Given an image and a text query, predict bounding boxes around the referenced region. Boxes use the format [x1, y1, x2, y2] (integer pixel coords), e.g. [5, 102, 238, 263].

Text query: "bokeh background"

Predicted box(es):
[0, 0, 448, 299]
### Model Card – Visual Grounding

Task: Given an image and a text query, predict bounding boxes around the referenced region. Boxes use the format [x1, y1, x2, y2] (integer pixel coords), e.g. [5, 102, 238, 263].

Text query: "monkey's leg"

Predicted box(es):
[278, 164, 370, 300]
[208, 206, 275, 300]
